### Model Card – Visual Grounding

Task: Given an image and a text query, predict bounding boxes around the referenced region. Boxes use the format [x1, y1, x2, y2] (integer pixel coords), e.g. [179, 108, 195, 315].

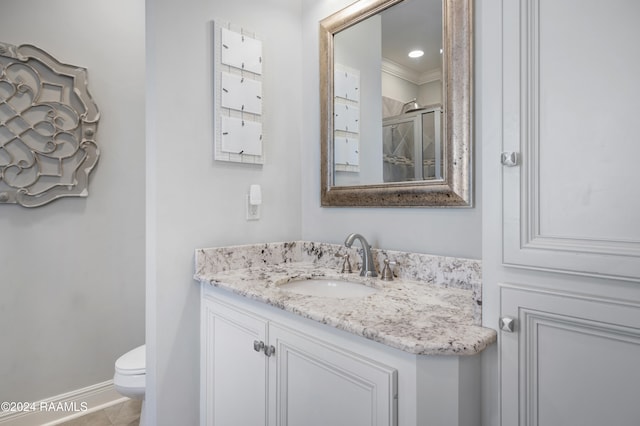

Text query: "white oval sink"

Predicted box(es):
[279, 278, 378, 299]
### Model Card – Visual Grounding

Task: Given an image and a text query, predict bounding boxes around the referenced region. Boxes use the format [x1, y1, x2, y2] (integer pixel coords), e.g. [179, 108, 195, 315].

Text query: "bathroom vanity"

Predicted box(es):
[194, 242, 496, 426]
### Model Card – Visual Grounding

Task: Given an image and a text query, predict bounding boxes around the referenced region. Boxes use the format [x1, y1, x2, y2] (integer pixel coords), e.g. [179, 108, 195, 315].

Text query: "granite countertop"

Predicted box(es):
[194, 241, 497, 356]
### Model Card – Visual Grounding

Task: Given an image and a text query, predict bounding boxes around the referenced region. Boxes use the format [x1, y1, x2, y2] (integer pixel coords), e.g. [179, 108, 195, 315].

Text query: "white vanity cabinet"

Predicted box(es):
[201, 285, 481, 426]
[268, 323, 397, 426]
[201, 292, 270, 426]
[201, 288, 397, 426]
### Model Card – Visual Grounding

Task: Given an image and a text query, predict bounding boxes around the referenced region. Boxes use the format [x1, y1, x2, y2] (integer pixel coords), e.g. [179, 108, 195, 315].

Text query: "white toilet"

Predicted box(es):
[114, 345, 146, 425]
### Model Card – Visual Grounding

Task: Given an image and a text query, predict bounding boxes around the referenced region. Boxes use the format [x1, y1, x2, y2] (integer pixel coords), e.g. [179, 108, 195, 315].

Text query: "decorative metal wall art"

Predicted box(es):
[0, 42, 100, 207]
[213, 21, 264, 164]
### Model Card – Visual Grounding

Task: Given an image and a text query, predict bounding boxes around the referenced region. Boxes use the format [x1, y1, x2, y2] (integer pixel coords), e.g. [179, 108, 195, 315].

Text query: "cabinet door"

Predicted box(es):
[501, 0, 640, 282]
[269, 323, 397, 426]
[500, 285, 640, 426]
[201, 296, 269, 426]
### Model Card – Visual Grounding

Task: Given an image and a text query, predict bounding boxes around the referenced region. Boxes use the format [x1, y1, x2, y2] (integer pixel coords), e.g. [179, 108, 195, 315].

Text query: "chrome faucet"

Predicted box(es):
[344, 233, 377, 277]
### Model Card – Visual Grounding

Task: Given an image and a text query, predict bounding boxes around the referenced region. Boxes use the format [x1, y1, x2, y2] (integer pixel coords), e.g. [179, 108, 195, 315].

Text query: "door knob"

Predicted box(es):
[500, 152, 519, 167]
[499, 316, 516, 332]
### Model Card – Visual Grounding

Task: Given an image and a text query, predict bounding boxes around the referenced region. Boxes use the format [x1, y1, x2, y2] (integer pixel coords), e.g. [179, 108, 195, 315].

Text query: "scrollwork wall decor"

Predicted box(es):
[0, 42, 100, 207]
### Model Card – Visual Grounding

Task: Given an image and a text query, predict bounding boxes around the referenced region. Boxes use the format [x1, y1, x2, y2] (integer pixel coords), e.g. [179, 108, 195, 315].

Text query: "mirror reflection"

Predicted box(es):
[333, 0, 443, 187]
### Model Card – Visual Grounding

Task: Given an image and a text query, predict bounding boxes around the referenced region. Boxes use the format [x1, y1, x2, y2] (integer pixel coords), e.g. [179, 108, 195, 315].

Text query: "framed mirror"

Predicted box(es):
[320, 0, 472, 207]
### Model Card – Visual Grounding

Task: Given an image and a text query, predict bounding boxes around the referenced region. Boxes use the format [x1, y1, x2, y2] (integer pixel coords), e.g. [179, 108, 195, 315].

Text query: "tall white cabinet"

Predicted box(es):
[481, 0, 640, 425]
[500, 0, 640, 282]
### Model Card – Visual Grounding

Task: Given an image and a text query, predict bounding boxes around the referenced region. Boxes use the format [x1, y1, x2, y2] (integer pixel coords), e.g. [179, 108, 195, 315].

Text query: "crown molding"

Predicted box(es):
[382, 58, 442, 85]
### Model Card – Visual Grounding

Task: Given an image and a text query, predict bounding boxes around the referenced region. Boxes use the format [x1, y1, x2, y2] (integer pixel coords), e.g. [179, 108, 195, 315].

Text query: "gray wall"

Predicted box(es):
[0, 0, 145, 403]
[146, 0, 303, 424]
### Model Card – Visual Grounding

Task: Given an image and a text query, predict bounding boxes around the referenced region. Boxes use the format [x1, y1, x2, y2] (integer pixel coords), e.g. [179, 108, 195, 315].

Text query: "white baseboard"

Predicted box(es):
[0, 380, 127, 426]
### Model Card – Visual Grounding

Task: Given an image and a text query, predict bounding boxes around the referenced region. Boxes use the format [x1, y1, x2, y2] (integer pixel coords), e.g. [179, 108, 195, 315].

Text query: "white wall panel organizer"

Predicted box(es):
[334, 64, 360, 173]
[334, 136, 359, 167]
[214, 21, 263, 164]
[334, 67, 359, 102]
[221, 73, 262, 115]
[221, 116, 262, 156]
[334, 103, 359, 133]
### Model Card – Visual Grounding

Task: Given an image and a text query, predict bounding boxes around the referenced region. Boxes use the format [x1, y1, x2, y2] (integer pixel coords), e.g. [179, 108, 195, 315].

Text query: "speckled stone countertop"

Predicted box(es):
[194, 241, 497, 356]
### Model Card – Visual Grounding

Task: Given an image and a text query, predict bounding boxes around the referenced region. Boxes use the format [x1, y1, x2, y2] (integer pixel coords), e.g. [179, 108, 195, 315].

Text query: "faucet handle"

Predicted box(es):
[334, 252, 353, 274]
[381, 258, 396, 281]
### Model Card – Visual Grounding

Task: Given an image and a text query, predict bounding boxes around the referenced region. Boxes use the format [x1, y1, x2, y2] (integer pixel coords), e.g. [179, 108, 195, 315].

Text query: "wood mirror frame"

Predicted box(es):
[320, 0, 473, 207]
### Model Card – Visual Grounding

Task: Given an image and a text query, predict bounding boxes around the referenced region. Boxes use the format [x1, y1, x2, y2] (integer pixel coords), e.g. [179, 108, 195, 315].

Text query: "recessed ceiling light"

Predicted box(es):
[408, 50, 424, 58]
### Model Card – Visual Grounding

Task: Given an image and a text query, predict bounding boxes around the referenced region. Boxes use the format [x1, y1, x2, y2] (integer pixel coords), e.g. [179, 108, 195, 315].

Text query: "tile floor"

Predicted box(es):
[57, 399, 141, 426]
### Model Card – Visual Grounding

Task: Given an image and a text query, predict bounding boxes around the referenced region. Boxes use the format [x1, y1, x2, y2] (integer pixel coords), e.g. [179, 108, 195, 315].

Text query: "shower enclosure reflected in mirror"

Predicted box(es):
[320, 0, 473, 207]
[382, 106, 442, 184]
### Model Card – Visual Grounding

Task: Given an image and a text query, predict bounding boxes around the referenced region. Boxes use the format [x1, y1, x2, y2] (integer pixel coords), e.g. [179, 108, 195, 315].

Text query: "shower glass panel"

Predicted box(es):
[383, 119, 417, 182]
[382, 108, 441, 183]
